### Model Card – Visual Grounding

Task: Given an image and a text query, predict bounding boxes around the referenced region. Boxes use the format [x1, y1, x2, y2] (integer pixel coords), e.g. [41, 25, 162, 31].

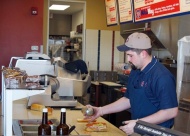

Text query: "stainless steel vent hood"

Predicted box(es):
[120, 14, 190, 60]
[121, 23, 166, 49]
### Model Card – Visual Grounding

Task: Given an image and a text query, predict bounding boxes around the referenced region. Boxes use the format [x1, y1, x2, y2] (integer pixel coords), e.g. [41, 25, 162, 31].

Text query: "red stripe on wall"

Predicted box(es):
[0, 0, 44, 94]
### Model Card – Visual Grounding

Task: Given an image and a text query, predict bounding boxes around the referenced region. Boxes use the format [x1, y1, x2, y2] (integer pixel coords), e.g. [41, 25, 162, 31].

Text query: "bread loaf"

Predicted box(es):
[30, 104, 53, 114]
[30, 104, 45, 111]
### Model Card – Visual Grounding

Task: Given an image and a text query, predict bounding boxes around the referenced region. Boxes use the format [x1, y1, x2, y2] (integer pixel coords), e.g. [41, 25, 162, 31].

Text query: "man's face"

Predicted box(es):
[126, 50, 143, 70]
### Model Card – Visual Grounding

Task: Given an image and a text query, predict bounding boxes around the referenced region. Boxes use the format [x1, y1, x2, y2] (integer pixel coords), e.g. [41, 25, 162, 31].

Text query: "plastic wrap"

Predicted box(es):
[177, 36, 190, 100]
[175, 36, 190, 134]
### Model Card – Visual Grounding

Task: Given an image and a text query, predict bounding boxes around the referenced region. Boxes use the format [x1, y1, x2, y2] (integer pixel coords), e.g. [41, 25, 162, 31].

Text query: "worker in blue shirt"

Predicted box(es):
[84, 32, 178, 135]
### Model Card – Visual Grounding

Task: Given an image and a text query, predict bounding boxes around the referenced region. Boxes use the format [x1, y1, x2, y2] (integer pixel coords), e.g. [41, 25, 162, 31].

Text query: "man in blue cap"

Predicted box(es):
[84, 32, 178, 135]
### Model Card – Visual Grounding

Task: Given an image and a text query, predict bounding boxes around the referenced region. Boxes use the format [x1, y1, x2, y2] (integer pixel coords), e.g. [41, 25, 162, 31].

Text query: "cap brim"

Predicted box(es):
[117, 44, 130, 52]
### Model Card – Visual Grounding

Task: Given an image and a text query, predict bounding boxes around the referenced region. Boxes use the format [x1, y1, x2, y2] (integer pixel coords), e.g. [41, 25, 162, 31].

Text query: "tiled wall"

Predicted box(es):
[85, 29, 124, 71]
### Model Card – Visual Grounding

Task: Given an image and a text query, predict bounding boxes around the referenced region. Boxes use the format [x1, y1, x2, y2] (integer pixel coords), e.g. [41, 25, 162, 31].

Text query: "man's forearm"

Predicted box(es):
[140, 107, 178, 124]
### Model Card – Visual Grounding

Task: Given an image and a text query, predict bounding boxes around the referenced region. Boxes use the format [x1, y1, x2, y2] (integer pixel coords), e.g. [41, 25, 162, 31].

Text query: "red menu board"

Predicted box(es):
[105, 0, 118, 26]
[134, 0, 190, 22]
[117, 0, 133, 23]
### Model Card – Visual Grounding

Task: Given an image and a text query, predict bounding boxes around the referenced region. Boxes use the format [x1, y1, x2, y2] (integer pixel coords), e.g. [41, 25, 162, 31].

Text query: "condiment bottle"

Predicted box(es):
[38, 108, 51, 135]
[56, 108, 69, 135]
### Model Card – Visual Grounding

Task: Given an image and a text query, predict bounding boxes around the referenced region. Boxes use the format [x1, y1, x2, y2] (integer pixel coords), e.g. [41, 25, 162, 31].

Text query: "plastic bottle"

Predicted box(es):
[38, 108, 51, 135]
[56, 108, 69, 135]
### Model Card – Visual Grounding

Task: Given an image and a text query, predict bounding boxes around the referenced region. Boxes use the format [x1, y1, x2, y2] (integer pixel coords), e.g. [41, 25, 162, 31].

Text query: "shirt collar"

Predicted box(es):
[141, 57, 157, 74]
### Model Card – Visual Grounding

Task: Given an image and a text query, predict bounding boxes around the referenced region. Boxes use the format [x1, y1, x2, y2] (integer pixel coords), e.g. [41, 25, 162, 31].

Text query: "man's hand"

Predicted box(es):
[83, 105, 103, 121]
[119, 120, 138, 135]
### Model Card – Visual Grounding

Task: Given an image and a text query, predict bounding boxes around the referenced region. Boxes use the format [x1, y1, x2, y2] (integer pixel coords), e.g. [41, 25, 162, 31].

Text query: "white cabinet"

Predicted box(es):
[1, 73, 45, 136]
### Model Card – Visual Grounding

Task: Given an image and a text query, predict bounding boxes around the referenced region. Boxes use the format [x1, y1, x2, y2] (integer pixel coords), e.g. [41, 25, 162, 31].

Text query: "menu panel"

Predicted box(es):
[117, 0, 133, 23]
[134, 0, 190, 22]
[105, 0, 118, 26]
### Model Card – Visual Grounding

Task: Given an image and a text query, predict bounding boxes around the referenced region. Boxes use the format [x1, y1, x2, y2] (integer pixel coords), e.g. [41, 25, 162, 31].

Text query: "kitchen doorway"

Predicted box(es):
[47, 0, 86, 62]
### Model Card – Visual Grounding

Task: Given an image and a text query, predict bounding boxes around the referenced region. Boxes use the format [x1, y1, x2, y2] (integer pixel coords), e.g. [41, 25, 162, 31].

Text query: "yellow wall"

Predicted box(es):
[86, 0, 120, 30]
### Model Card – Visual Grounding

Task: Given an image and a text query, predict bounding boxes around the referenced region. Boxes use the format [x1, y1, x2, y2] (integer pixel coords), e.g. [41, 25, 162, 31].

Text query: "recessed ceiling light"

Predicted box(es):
[49, 4, 70, 10]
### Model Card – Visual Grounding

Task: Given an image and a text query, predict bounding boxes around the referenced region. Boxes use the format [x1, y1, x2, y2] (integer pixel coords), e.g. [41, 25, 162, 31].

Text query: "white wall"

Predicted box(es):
[72, 10, 83, 32]
[115, 31, 125, 64]
[99, 30, 112, 71]
[85, 30, 99, 70]
[85, 29, 124, 71]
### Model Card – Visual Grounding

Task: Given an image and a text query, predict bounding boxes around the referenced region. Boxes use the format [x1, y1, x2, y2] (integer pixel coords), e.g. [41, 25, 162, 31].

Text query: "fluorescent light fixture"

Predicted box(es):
[49, 4, 70, 10]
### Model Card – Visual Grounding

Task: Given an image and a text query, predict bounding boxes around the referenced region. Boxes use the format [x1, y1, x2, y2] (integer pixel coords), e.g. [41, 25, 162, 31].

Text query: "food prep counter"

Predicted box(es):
[1, 73, 126, 135]
[12, 99, 127, 136]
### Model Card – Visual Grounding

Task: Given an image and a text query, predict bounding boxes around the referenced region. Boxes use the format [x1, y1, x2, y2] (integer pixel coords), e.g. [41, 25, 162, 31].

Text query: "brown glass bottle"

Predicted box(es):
[56, 108, 69, 135]
[38, 108, 51, 135]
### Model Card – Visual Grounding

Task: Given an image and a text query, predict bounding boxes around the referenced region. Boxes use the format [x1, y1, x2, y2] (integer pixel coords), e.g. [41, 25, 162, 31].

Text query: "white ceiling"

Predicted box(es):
[49, 1, 84, 15]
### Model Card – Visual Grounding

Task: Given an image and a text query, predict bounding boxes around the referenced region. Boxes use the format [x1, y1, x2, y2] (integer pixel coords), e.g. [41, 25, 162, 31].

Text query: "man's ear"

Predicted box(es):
[140, 50, 148, 58]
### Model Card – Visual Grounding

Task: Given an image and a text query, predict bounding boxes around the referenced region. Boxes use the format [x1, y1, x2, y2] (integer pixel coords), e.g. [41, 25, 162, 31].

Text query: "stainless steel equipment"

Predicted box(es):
[120, 14, 190, 60]
[81, 107, 94, 116]
[10, 52, 91, 107]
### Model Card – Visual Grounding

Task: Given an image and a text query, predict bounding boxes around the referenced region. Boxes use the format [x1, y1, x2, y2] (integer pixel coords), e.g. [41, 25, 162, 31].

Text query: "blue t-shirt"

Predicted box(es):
[125, 57, 178, 128]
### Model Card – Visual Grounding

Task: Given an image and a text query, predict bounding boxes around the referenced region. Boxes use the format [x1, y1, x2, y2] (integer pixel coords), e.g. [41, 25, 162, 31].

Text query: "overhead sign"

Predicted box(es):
[117, 0, 133, 23]
[133, 0, 190, 22]
[105, 0, 118, 26]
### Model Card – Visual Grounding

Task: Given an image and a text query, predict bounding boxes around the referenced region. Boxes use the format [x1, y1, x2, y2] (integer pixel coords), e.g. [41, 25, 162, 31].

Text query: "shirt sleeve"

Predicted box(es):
[155, 75, 178, 109]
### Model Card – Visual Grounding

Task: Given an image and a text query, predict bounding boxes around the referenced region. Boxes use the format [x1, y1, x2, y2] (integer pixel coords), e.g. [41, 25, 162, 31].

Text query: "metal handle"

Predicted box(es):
[68, 125, 76, 134]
